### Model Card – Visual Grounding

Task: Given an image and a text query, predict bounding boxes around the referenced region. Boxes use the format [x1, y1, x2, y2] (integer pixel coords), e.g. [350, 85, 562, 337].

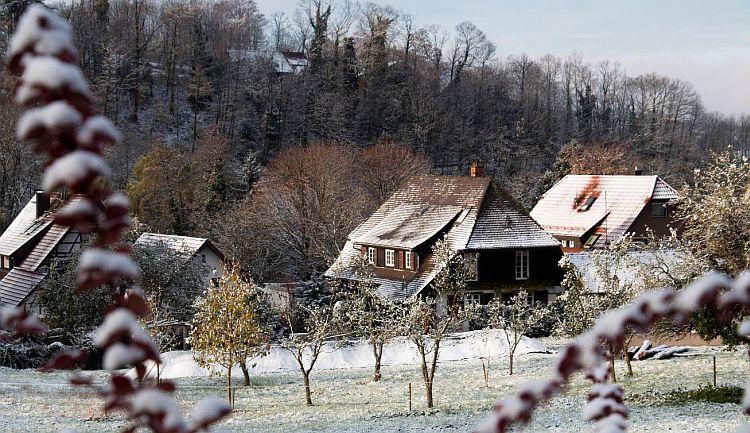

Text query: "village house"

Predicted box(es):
[530, 173, 680, 252]
[0, 193, 89, 311]
[326, 169, 563, 306]
[134, 233, 227, 284]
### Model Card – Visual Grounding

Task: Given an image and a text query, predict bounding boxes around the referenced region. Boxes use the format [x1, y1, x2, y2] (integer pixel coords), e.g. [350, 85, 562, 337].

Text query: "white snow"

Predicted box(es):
[101, 343, 146, 371]
[104, 192, 130, 210]
[16, 101, 81, 140]
[16, 56, 90, 105]
[77, 116, 121, 149]
[42, 150, 111, 191]
[130, 389, 186, 432]
[190, 396, 231, 428]
[134, 330, 549, 380]
[9, 5, 76, 62]
[672, 272, 731, 314]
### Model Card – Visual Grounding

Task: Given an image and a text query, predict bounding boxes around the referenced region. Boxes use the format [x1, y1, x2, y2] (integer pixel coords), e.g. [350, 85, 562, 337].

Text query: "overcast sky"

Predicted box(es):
[254, 0, 750, 116]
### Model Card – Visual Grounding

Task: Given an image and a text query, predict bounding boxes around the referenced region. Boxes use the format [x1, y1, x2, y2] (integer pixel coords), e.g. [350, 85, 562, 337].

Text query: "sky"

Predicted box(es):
[254, 0, 750, 116]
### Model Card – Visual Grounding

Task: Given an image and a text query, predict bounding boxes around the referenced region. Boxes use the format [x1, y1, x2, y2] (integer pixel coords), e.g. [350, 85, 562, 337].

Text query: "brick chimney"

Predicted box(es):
[634, 166, 643, 176]
[470, 162, 484, 177]
[35, 191, 49, 218]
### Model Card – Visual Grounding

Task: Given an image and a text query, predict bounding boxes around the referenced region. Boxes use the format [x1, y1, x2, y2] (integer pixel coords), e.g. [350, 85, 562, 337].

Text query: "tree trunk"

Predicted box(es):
[192, 110, 198, 151]
[226, 353, 233, 403]
[240, 360, 250, 386]
[609, 349, 617, 383]
[425, 378, 434, 408]
[623, 350, 633, 377]
[508, 352, 514, 375]
[303, 372, 312, 405]
[372, 339, 383, 382]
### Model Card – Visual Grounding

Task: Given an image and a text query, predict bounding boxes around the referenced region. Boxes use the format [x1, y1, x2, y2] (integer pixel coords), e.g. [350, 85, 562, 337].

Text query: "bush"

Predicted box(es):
[629, 385, 743, 406]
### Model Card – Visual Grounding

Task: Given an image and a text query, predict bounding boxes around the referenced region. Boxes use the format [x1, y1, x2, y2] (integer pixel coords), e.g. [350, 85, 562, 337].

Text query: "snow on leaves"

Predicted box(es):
[7, 5, 230, 433]
[479, 272, 750, 433]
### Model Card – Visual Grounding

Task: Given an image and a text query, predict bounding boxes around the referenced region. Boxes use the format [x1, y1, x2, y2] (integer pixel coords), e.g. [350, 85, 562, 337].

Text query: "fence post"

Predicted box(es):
[408, 382, 412, 412]
[712, 355, 717, 387]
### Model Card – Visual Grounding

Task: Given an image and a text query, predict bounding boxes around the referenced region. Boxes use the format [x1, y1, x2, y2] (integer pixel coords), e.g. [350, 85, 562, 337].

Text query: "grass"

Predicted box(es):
[0, 344, 748, 432]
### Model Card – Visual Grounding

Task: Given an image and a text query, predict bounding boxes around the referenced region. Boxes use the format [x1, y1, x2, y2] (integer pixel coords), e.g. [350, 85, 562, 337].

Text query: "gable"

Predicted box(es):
[466, 184, 559, 250]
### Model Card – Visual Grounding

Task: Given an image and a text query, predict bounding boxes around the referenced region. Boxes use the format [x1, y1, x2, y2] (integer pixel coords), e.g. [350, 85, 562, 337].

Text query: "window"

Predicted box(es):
[385, 249, 395, 267]
[578, 196, 597, 211]
[584, 234, 601, 248]
[405, 251, 411, 269]
[652, 202, 667, 218]
[561, 239, 575, 248]
[367, 247, 376, 265]
[1, 256, 11, 270]
[464, 292, 482, 306]
[515, 250, 529, 280]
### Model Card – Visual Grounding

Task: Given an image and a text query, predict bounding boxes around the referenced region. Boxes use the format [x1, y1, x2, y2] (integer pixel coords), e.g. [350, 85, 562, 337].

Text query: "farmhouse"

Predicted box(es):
[326, 171, 563, 306]
[0, 193, 89, 310]
[530, 174, 679, 252]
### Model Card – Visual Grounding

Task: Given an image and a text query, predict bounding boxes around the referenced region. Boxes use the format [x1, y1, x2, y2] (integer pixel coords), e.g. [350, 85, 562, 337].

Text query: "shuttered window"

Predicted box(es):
[385, 249, 395, 267]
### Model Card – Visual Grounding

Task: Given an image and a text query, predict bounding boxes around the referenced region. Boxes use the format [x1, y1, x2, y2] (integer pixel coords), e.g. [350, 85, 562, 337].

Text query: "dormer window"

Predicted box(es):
[1, 255, 12, 270]
[367, 247, 375, 265]
[405, 251, 411, 269]
[579, 196, 597, 211]
[385, 249, 395, 267]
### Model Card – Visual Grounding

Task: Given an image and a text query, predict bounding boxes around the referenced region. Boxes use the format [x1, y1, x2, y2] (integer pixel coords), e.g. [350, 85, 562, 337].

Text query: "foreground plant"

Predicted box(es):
[2, 5, 229, 432]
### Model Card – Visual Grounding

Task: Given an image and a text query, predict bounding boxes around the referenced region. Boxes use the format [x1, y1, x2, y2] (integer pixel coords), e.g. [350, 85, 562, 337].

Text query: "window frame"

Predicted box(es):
[515, 250, 529, 280]
[405, 251, 411, 270]
[464, 292, 482, 306]
[651, 202, 667, 218]
[385, 249, 395, 267]
[367, 247, 376, 265]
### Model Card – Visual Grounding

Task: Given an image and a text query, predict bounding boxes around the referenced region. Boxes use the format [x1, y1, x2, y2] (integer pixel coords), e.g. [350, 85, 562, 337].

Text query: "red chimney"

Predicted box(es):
[470, 162, 484, 177]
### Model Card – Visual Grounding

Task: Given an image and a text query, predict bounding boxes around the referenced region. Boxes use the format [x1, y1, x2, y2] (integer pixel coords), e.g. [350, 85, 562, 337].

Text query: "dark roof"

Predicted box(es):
[19, 224, 70, 271]
[0, 268, 45, 307]
[0, 195, 54, 257]
[466, 184, 558, 250]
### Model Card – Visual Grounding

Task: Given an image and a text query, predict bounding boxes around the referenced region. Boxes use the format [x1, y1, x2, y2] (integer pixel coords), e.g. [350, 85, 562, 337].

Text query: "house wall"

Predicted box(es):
[196, 246, 224, 280]
[628, 199, 676, 239]
[472, 247, 563, 286]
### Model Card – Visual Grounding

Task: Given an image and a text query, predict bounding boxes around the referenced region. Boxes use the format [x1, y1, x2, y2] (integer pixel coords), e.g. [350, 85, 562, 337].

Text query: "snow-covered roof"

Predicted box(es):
[228, 49, 307, 74]
[327, 176, 559, 300]
[568, 249, 682, 294]
[530, 175, 679, 248]
[466, 184, 558, 250]
[0, 267, 45, 307]
[134, 233, 223, 261]
[0, 195, 54, 257]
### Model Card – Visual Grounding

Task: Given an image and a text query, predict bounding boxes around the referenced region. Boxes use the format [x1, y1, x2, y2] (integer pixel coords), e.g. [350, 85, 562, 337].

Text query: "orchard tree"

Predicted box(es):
[282, 302, 336, 405]
[399, 237, 466, 408]
[333, 254, 401, 382]
[191, 267, 272, 400]
[483, 292, 550, 375]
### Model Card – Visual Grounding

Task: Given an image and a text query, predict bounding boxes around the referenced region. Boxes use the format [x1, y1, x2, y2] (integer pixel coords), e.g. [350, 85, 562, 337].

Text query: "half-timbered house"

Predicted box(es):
[326, 174, 563, 306]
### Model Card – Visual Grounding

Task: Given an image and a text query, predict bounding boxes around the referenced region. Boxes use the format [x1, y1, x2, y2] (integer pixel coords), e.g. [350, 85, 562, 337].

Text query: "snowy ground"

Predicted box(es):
[0, 337, 747, 432]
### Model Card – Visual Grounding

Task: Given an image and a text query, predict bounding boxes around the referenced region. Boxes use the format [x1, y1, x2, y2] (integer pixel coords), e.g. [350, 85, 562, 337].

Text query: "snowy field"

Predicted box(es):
[0, 337, 747, 433]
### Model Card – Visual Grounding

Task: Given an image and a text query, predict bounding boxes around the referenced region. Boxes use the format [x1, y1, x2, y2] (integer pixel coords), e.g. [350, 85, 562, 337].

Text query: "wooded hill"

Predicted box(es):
[0, 0, 747, 281]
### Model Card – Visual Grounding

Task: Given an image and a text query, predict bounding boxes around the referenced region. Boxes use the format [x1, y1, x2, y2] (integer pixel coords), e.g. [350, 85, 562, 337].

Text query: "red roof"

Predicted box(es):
[530, 175, 679, 247]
